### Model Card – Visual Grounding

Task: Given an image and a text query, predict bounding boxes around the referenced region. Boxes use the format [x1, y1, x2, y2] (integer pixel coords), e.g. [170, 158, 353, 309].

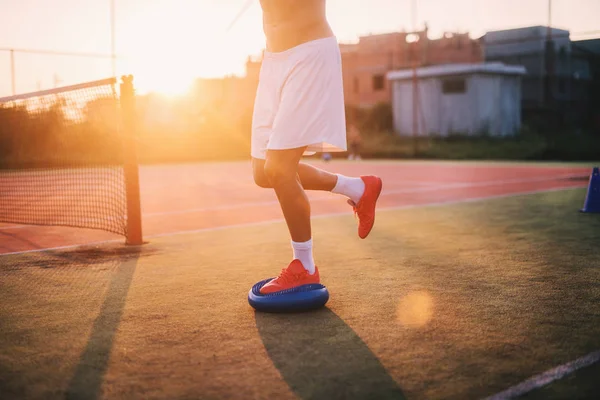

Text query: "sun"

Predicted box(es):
[122, 46, 248, 97]
[116, 1, 260, 97]
[123, 53, 198, 97]
[119, 35, 220, 96]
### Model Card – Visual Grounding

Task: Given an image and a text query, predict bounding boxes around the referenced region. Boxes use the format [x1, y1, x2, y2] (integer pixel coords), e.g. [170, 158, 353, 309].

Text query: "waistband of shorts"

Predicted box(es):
[262, 36, 338, 60]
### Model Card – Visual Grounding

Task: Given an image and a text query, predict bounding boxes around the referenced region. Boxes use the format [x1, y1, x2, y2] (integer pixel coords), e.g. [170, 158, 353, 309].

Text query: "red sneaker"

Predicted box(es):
[259, 260, 320, 295]
[349, 175, 383, 239]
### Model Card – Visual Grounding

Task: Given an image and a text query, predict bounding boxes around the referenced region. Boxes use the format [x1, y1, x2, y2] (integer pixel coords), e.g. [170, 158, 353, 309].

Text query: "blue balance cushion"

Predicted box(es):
[248, 278, 329, 313]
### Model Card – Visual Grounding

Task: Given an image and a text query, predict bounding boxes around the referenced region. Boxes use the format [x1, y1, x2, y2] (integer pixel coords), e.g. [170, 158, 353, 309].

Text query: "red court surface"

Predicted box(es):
[0, 160, 592, 255]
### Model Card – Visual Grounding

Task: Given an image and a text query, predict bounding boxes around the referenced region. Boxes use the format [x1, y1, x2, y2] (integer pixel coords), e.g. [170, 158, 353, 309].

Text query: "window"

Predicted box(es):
[372, 74, 385, 91]
[442, 78, 466, 94]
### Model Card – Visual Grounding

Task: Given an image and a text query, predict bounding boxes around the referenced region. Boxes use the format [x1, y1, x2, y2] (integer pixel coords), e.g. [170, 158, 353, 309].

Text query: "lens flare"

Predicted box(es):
[396, 291, 434, 328]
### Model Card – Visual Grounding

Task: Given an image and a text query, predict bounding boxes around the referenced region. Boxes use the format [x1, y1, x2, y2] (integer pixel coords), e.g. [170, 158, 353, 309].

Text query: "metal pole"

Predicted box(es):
[547, 0, 552, 36]
[545, 0, 553, 112]
[120, 75, 144, 245]
[225, 0, 255, 33]
[111, 0, 116, 77]
[411, 0, 419, 155]
[10, 49, 16, 95]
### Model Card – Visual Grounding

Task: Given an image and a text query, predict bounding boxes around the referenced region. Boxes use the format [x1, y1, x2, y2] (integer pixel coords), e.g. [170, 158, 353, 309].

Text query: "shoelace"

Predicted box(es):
[276, 267, 304, 284]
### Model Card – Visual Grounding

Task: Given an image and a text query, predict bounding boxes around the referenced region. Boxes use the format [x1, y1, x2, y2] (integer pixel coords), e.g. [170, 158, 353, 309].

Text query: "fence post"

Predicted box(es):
[119, 75, 144, 245]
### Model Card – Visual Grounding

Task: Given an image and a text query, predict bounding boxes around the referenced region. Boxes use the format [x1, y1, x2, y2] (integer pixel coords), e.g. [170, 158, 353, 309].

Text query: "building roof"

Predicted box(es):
[484, 25, 570, 42]
[387, 62, 527, 81]
[573, 38, 600, 55]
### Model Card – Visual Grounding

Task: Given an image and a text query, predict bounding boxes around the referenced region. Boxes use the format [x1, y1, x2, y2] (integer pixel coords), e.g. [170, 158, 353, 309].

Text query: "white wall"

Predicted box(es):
[392, 73, 522, 137]
[392, 78, 439, 136]
[473, 74, 522, 136]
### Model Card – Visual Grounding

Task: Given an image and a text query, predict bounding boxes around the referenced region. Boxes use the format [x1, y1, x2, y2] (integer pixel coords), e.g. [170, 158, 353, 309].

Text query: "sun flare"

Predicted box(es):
[116, 0, 262, 96]
[396, 291, 434, 328]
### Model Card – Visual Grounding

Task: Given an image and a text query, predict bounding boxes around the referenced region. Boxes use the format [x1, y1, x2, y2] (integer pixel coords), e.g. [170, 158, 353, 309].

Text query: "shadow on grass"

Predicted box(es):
[255, 307, 406, 400]
[64, 247, 142, 400]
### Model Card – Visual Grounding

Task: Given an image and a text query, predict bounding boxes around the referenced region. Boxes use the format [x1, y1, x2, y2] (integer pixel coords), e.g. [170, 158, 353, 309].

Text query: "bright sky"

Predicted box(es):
[0, 0, 599, 96]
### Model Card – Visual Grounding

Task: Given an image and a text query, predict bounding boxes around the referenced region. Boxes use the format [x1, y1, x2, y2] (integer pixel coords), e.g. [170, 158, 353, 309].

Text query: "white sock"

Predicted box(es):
[291, 238, 315, 275]
[331, 174, 365, 204]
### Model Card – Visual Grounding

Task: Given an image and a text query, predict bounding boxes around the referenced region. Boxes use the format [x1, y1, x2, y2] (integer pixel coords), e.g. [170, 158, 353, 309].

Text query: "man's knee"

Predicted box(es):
[252, 159, 271, 188]
[263, 157, 296, 187]
[253, 170, 271, 188]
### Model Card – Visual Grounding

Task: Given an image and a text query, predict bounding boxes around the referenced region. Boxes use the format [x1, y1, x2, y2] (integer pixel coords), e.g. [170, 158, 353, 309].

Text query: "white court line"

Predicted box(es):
[0, 225, 25, 230]
[0, 239, 123, 256]
[482, 350, 600, 400]
[406, 181, 447, 187]
[0, 185, 582, 257]
[142, 173, 586, 218]
[0, 173, 586, 225]
[383, 172, 586, 192]
[149, 186, 582, 239]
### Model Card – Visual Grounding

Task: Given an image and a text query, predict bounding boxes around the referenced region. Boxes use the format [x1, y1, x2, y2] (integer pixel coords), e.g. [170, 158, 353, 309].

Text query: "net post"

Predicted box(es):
[120, 75, 144, 245]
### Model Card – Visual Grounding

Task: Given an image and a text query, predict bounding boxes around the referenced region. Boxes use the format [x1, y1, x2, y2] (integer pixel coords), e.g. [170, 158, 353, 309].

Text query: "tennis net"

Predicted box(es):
[0, 77, 142, 243]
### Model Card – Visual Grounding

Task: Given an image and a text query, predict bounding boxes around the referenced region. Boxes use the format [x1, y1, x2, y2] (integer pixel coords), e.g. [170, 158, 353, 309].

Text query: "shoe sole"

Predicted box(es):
[359, 177, 383, 239]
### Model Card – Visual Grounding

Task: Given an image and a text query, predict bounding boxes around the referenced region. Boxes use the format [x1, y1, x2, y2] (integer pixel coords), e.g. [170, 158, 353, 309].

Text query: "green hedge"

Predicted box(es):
[344, 103, 600, 162]
[353, 129, 600, 161]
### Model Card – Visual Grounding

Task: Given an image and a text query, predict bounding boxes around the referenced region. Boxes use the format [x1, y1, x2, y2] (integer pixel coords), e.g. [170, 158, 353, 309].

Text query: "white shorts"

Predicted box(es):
[251, 36, 347, 160]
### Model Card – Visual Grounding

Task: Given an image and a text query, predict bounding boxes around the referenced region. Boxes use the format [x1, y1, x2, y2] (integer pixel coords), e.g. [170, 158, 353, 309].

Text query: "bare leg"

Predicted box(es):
[263, 147, 312, 242]
[253, 157, 337, 191]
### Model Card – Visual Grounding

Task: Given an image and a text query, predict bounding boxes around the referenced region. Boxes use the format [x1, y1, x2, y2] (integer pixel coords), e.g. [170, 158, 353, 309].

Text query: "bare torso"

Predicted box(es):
[259, 0, 333, 52]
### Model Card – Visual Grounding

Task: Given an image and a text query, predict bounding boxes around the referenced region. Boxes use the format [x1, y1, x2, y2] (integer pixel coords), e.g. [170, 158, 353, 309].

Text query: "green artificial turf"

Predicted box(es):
[1, 187, 599, 399]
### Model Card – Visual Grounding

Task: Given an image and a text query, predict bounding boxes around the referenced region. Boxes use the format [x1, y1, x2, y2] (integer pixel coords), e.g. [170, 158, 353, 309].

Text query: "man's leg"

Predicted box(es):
[253, 157, 333, 190]
[253, 157, 366, 204]
[258, 146, 323, 294]
[263, 147, 312, 243]
[256, 144, 381, 295]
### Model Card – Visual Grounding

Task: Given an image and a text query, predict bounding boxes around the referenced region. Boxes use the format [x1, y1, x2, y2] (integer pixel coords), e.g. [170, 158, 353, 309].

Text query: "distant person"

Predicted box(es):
[250, 0, 383, 294]
[347, 122, 362, 160]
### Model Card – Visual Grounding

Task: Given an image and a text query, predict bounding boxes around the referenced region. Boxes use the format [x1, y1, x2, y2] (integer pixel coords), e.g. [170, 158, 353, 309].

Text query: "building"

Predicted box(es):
[483, 26, 571, 108]
[387, 63, 526, 137]
[194, 75, 255, 113]
[192, 54, 262, 127]
[191, 28, 486, 120]
[571, 38, 600, 131]
[236, 27, 484, 110]
[482, 25, 600, 130]
[341, 26, 484, 108]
